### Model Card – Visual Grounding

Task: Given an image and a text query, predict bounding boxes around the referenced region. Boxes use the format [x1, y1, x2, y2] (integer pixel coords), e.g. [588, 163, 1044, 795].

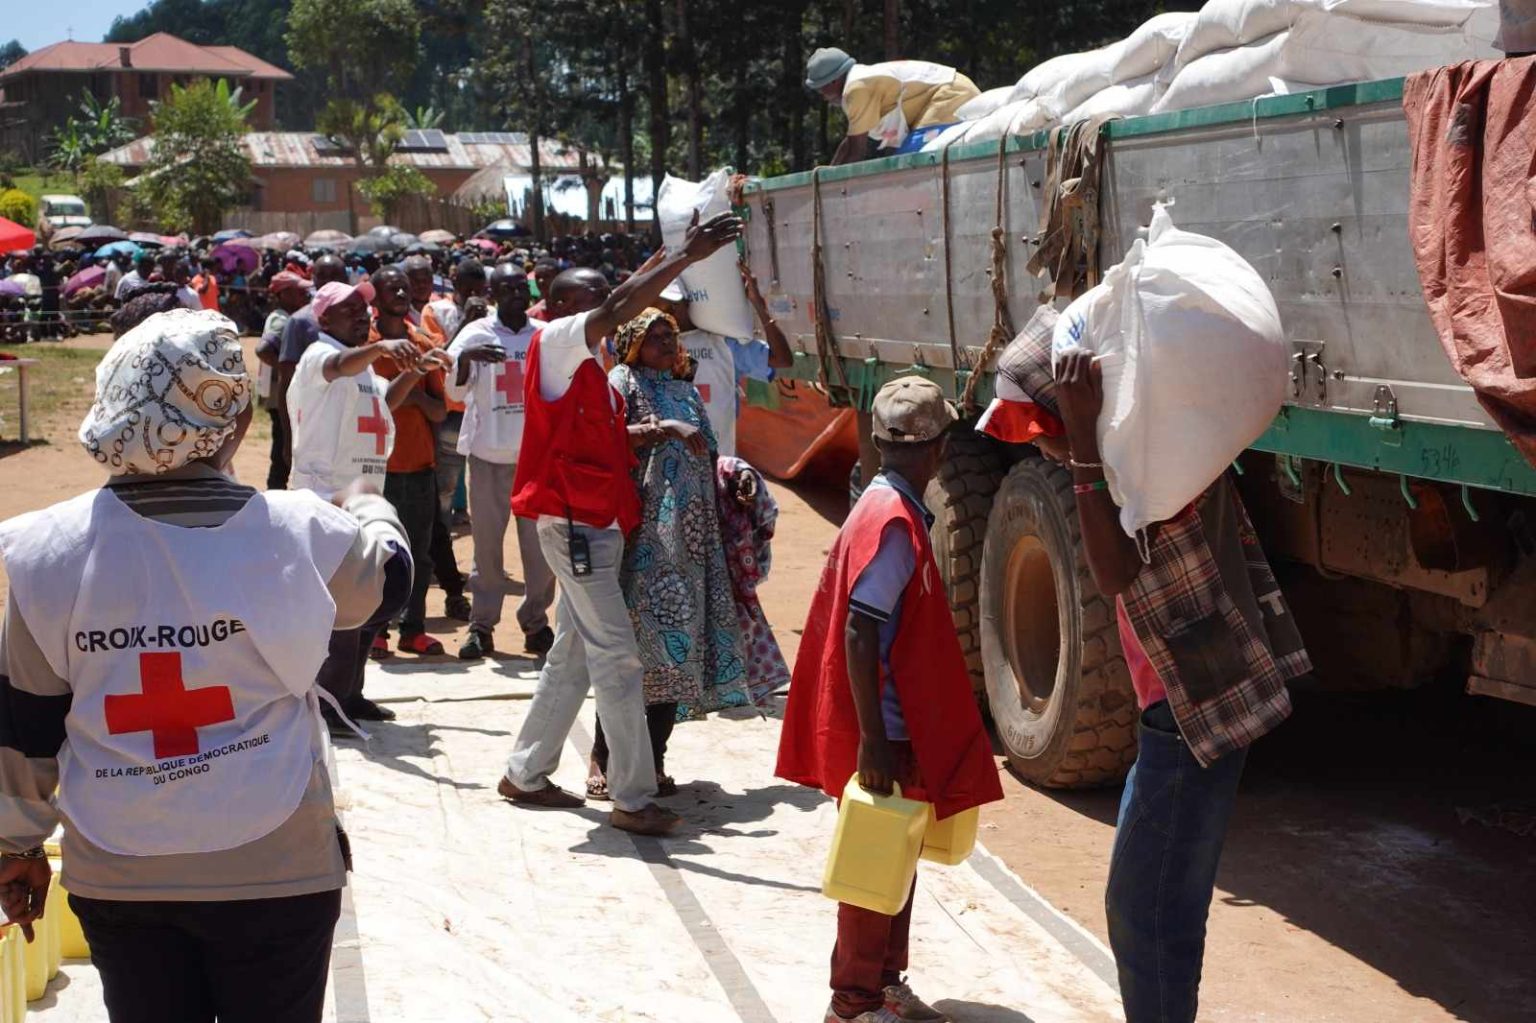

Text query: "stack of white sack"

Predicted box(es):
[1154, 4, 1497, 112]
[1050, 204, 1288, 540]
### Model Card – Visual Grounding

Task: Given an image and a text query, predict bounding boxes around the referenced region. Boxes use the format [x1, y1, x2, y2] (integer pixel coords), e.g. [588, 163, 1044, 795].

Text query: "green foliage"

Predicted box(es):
[139, 79, 255, 235]
[405, 105, 445, 130]
[47, 92, 138, 180]
[286, 0, 422, 102]
[317, 94, 409, 171]
[355, 164, 435, 221]
[0, 189, 37, 229]
[79, 158, 125, 225]
[0, 39, 25, 72]
[0, 150, 21, 189]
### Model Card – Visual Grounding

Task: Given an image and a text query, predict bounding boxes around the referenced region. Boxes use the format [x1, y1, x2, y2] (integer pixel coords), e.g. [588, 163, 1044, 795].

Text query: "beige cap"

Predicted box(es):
[872, 375, 958, 443]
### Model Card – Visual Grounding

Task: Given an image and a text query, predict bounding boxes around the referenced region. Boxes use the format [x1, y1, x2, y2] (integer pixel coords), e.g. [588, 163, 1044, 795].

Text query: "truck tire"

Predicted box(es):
[924, 431, 1006, 697]
[979, 458, 1138, 788]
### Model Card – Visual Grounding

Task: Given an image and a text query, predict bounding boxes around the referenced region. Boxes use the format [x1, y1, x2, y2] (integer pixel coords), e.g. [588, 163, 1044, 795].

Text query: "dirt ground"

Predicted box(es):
[6, 334, 1535, 1022]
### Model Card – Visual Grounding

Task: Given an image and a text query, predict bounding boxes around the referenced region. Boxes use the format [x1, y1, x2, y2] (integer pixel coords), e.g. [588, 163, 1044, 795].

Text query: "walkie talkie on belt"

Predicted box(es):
[565, 507, 592, 577]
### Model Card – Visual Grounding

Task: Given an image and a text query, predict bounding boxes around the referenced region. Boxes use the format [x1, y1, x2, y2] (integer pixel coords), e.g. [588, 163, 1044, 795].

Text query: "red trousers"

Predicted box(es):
[830, 742, 919, 1018]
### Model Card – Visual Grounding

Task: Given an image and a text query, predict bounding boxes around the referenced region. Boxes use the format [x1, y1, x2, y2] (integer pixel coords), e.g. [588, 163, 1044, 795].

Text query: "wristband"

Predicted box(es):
[1, 846, 45, 861]
[1073, 480, 1109, 495]
[1068, 457, 1104, 470]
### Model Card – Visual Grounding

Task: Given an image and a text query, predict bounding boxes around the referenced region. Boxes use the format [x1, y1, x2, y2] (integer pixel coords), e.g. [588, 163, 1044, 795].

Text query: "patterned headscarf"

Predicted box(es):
[614, 307, 679, 367]
[80, 308, 251, 475]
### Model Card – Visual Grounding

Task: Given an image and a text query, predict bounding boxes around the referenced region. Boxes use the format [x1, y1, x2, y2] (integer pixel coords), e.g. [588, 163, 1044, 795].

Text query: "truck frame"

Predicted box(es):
[739, 77, 1536, 787]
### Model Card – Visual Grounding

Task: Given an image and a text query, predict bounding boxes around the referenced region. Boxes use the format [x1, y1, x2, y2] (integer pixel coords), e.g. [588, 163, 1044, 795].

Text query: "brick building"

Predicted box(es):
[0, 33, 289, 163]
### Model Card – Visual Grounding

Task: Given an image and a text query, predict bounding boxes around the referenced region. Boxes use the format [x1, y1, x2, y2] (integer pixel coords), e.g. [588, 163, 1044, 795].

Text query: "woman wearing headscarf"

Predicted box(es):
[0, 309, 412, 1023]
[586, 307, 750, 799]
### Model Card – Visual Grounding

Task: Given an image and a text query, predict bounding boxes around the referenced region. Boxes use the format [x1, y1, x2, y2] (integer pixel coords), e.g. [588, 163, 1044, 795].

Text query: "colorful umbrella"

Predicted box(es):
[49, 225, 87, 249]
[129, 232, 167, 248]
[0, 279, 27, 298]
[467, 237, 501, 253]
[211, 242, 259, 274]
[349, 234, 398, 255]
[212, 229, 252, 242]
[388, 232, 418, 250]
[419, 229, 457, 245]
[368, 224, 403, 239]
[95, 240, 140, 259]
[304, 230, 352, 249]
[477, 218, 528, 240]
[404, 241, 443, 255]
[63, 265, 106, 298]
[74, 225, 129, 246]
[0, 216, 35, 255]
[258, 231, 300, 252]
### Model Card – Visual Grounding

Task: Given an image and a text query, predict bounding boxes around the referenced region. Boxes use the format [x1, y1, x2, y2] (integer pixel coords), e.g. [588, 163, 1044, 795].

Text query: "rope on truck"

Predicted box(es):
[809, 168, 854, 404]
[960, 139, 1020, 414]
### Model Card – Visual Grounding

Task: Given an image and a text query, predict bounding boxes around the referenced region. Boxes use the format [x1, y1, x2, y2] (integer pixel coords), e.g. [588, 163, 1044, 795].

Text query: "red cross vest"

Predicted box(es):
[511, 330, 642, 533]
[775, 485, 1004, 821]
[0, 488, 358, 856]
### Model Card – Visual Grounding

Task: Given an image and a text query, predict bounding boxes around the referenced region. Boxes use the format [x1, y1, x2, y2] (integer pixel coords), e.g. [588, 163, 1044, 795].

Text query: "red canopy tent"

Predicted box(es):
[0, 217, 36, 255]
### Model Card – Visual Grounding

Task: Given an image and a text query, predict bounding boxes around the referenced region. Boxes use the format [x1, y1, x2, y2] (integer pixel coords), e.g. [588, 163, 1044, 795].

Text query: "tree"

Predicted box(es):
[138, 79, 255, 235]
[79, 158, 125, 226]
[0, 40, 25, 72]
[356, 164, 434, 222]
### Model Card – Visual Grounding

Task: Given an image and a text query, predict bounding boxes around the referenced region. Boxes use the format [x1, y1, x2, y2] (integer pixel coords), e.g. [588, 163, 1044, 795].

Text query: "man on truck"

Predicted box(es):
[805, 47, 979, 164]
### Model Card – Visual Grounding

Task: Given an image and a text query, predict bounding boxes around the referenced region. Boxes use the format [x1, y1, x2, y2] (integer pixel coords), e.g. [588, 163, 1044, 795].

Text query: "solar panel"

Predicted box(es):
[311, 135, 348, 153]
[459, 131, 528, 145]
[398, 129, 449, 152]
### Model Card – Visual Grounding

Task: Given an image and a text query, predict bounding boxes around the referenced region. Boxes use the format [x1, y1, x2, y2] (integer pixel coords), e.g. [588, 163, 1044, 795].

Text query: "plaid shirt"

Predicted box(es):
[1121, 476, 1311, 766]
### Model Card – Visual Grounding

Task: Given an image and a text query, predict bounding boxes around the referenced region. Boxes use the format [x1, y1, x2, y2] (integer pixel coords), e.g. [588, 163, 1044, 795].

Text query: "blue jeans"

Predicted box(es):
[1105, 701, 1248, 1023]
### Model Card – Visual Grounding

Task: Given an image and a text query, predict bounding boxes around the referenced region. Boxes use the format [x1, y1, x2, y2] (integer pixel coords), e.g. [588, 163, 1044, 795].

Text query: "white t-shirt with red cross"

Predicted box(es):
[445, 315, 542, 465]
[287, 333, 395, 498]
[679, 329, 777, 458]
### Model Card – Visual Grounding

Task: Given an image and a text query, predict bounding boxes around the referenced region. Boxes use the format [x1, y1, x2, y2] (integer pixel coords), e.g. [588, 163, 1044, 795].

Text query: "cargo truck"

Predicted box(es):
[738, 77, 1536, 788]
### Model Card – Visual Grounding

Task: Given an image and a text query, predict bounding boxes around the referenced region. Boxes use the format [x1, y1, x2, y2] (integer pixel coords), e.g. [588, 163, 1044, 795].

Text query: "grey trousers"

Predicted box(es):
[466, 455, 555, 636]
[505, 520, 657, 812]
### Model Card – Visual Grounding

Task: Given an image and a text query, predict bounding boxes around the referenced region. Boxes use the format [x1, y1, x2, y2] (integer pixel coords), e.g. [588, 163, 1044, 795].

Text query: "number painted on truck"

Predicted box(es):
[1420, 444, 1461, 478]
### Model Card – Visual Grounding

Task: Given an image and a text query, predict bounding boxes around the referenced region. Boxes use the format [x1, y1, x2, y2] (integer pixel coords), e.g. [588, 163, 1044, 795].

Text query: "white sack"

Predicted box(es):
[1061, 74, 1164, 123]
[1154, 31, 1293, 111]
[657, 170, 754, 340]
[1050, 204, 1287, 538]
[920, 121, 973, 152]
[960, 98, 1057, 143]
[956, 86, 1014, 120]
[1115, 12, 1201, 82]
[1007, 42, 1123, 105]
[1175, 0, 1492, 69]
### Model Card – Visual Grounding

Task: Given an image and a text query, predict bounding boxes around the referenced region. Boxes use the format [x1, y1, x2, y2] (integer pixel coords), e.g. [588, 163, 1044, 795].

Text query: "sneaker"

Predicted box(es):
[444, 593, 472, 621]
[458, 630, 493, 660]
[610, 802, 681, 837]
[523, 626, 555, 657]
[883, 981, 948, 1022]
[825, 1008, 900, 1023]
[346, 697, 396, 722]
[369, 634, 392, 660]
[398, 632, 446, 656]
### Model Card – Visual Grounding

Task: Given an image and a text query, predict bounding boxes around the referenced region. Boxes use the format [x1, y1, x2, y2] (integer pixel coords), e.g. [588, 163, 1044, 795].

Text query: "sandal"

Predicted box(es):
[369, 634, 392, 660]
[586, 776, 612, 802]
[656, 774, 678, 797]
[398, 633, 445, 656]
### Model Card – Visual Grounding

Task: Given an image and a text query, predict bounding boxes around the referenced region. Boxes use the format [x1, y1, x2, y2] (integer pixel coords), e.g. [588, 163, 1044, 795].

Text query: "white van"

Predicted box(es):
[38, 194, 92, 240]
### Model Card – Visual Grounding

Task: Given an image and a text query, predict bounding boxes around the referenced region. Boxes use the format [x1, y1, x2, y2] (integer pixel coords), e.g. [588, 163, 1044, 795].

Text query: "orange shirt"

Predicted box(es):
[193, 274, 220, 311]
[370, 320, 444, 474]
[420, 300, 466, 413]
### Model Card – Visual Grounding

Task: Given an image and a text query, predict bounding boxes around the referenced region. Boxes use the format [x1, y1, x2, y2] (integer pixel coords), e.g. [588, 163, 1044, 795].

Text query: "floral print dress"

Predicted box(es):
[610, 363, 750, 719]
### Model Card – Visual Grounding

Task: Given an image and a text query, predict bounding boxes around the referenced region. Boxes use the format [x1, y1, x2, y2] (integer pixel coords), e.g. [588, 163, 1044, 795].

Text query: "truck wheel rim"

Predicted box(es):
[1002, 535, 1061, 713]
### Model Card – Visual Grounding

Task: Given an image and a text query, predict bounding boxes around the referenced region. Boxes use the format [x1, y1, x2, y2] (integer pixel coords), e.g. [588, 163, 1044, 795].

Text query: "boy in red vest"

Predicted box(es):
[778, 377, 1005, 1023]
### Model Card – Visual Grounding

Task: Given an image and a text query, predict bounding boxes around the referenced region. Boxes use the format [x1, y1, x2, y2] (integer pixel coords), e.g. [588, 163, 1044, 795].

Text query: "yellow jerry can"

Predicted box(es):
[50, 863, 89, 961]
[21, 915, 48, 1001]
[920, 805, 980, 865]
[44, 878, 61, 979]
[2, 925, 25, 1023]
[822, 775, 930, 916]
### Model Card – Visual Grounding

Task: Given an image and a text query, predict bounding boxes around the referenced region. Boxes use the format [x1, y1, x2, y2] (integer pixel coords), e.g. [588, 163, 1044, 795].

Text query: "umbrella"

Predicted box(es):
[50, 226, 87, 249]
[63, 265, 106, 298]
[220, 237, 259, 250]
[212, 229, 252, 243]
[404, 241, 442, 255]
[128, 232, 166, 248]
[368, 224, 403, 239]
[467, 237, 500, 253]
[0, 279, 26, 298]
[0, 216, 35, 255]
[95, 240, 140, 260]
[74, 225, 129, 246]
[419, 229, 457, 245]
[388, 232, 418, 250]
[477, 218, 529, 240]
[162, 234, 189, 247]
[304, 230, 352, 249]
[349, 234, 398, 255]
[258, 231, 300, 252]
[211, 242, 259, 274]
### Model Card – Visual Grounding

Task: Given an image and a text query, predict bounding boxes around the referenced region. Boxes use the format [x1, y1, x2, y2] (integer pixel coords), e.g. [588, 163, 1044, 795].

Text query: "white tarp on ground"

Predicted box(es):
[34, 659, 1124, 1023]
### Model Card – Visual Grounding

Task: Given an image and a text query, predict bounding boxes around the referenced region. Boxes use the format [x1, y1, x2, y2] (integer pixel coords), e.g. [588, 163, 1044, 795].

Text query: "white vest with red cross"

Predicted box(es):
[288, 333, 394, 499]
[0, 488, 358, 856]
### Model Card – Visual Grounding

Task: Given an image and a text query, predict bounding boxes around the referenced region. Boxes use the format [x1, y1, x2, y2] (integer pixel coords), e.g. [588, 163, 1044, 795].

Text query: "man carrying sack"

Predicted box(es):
[0, 309, 411, 1023]
[777, 377, 1003, 1023]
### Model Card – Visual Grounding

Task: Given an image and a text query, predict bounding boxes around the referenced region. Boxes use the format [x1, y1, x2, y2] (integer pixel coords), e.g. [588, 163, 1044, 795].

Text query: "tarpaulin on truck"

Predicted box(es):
[1405, 57, 1536, 468]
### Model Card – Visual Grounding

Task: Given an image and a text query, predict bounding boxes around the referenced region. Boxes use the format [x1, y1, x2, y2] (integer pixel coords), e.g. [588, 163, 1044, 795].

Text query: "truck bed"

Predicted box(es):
[741, 78, 1536, 497]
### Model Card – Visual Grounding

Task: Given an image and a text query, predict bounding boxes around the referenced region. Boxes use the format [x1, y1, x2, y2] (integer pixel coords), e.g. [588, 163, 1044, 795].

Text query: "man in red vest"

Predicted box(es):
[778, 377, 1005, 1023]
[498, 211, 743, 838]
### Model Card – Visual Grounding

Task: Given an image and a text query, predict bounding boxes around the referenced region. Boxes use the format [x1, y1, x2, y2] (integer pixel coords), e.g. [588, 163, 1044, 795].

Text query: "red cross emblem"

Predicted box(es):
[356, 396, 390, 455]
[104, 653, 236, 759]
[696, 383, 712, 404]
[494, 361, 524, 406]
